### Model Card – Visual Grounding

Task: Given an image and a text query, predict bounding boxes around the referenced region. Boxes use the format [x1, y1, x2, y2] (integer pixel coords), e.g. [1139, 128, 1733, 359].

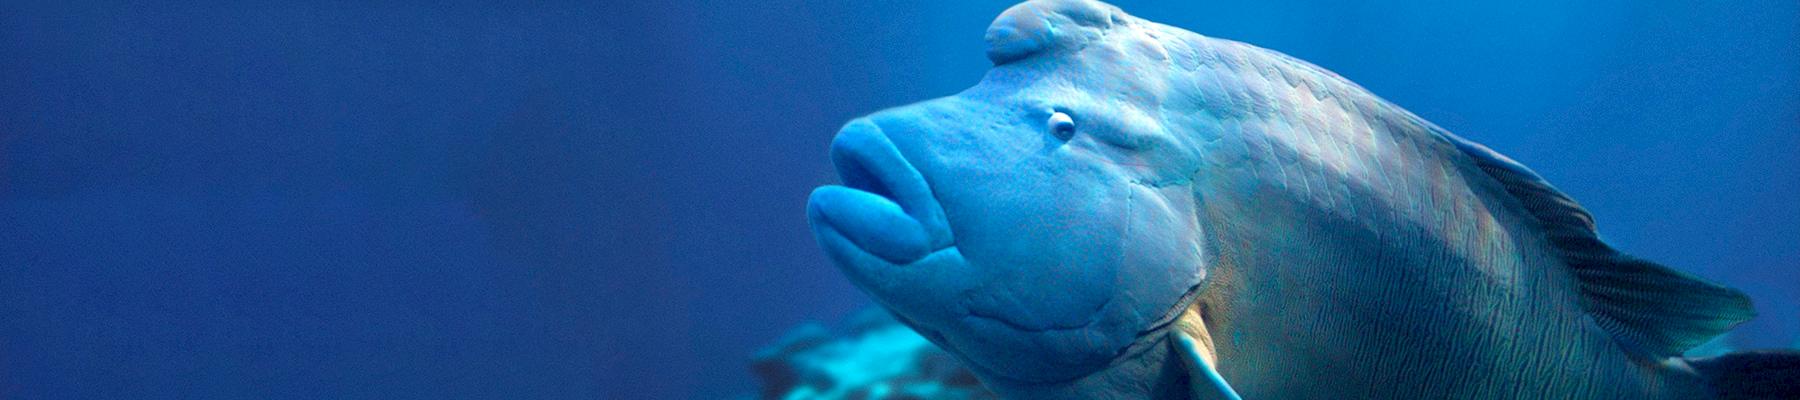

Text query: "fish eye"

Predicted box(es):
[1048, 111, 1076, 141]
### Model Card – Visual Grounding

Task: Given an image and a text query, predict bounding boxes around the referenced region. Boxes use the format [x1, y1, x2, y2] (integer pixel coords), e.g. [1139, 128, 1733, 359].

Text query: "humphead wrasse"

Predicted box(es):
[806, 0, 1800, 398]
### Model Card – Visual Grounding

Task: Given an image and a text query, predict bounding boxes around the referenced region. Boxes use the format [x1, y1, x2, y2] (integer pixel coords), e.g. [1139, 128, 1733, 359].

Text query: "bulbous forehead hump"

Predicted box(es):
[984, 0, 1130, 65]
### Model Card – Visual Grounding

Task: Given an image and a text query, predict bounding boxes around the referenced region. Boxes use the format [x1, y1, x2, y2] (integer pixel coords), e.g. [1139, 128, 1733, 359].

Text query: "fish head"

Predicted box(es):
[807, 0, 1212, 385]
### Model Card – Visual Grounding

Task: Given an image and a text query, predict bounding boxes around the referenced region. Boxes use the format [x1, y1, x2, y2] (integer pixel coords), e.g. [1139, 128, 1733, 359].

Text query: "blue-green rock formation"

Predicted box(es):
[750, 309, 995, 400]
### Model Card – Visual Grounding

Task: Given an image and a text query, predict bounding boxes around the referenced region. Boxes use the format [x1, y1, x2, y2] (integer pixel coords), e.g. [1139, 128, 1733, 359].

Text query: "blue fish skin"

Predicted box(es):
[808, 0, 1769, 398]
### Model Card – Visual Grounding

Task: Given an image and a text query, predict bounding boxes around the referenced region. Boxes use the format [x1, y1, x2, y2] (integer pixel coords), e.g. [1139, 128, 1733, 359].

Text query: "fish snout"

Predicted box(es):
[809, 118, 953, 265]
[808, 118, 966, 336]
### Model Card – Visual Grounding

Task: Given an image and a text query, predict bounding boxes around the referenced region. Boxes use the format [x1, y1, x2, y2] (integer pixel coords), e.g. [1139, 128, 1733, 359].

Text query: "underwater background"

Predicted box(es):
[1, 1, 1795, 399]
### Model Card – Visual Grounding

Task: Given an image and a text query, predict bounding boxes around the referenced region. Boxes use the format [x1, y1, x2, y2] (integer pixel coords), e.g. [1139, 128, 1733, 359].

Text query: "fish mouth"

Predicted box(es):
[808, 119, 985, 365]
[808, 117, 1176, 384]
[808, 118, 954, 266]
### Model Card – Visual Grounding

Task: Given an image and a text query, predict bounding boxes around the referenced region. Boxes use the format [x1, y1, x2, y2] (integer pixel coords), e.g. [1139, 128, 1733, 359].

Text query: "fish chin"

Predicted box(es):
[953, 311, 1122, 380]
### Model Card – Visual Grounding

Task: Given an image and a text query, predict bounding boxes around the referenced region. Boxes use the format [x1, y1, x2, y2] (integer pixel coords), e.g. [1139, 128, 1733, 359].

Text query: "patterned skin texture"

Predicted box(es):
[808, 1, 1720, 398]
[1188, 39, 1697, 398]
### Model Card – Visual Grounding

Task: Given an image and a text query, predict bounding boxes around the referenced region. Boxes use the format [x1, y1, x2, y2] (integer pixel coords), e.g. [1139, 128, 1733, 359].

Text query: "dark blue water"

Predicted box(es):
[1, 1, 1794, 399]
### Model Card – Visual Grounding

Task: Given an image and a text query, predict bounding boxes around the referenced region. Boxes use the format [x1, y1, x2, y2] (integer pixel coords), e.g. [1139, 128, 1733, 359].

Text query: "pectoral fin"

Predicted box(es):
[1172, 330, 1241, 400]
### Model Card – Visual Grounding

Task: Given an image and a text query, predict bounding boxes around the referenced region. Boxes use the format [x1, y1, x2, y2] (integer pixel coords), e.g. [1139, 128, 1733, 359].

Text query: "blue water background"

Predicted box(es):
[2, 1, 1795, 398]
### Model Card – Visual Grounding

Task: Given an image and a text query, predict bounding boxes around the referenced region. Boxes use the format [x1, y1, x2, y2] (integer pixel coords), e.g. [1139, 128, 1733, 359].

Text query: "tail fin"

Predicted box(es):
[1687, 350, 1800, 400]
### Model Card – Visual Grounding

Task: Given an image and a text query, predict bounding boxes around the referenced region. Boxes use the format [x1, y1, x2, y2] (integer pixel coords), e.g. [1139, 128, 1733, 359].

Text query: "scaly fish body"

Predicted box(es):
[807, 1, 1792, 398]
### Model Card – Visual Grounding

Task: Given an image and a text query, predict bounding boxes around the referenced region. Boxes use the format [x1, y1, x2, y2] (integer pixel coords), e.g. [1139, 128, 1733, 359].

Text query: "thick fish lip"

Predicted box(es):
[807, 186, 932, 264]
[809, 116, 1149, 384]
[808, 115, 1186, 385]
[808, 119, 953, 265]
[809, 118, 975, 360]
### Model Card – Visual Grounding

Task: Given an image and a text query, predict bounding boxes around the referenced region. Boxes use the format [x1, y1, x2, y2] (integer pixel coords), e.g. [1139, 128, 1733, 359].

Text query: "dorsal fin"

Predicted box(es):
[1447, 133, 1755, 358]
